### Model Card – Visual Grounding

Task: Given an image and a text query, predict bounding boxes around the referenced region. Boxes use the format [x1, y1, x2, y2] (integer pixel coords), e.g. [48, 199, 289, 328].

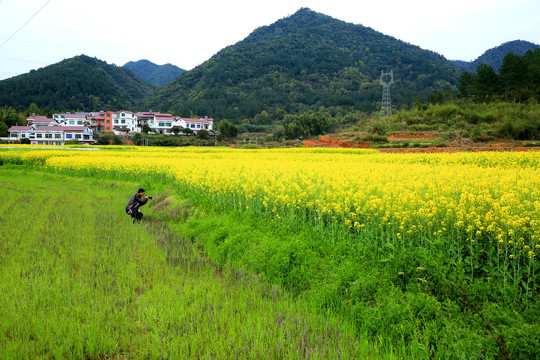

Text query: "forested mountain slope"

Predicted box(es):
[123, 60, 186, 86]
[452, 40, 540, 73]
[0, 55, 155, 111]
[143, 8, 462, 122]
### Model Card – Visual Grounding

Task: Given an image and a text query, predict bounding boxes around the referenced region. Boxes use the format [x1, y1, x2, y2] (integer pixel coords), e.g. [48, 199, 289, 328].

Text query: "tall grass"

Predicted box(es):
[0, 168, 382, 359]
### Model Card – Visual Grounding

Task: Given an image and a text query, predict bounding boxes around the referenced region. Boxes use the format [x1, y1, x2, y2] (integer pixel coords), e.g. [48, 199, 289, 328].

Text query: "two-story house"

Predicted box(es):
[134, 112, 174, 134]
[8, 125, 96, 145]
[7, 126, 35, 141]
[26, 115, 58, 128]
[112, 111, 139, 133]
[31, 126, 95, 145]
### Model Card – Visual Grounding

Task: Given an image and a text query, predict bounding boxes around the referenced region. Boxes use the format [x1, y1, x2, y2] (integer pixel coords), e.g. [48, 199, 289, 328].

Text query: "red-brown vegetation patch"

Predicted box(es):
[387, 133, 439, 141]
[303, 135, 370, 148]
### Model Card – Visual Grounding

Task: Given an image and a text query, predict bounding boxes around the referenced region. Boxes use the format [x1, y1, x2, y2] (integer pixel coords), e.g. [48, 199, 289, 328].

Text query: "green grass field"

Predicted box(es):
[0, 167, 381, 359]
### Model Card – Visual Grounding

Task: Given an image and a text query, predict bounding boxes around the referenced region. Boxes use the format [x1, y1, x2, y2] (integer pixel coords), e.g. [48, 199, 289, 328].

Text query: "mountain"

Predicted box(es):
[123, 60, 186, 86]
[452, 40, 540, 73]
[0, 55, 155, 111]
[142, 8, 462, 122]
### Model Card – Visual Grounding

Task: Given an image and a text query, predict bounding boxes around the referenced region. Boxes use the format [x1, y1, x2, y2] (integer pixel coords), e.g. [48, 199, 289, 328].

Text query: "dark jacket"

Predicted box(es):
[126, 193, 148, 211]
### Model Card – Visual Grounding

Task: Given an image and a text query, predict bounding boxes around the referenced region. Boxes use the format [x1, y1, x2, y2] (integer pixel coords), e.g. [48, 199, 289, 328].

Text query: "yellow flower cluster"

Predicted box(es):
[2, 146, 539, 264]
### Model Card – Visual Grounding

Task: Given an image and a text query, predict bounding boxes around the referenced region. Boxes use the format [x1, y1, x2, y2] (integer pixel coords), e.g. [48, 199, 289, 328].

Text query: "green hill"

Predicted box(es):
[0, 55, 155, 111]
[142, 8, 462, 122]
[452, 40, 540, 72]
[123, 60, 186, 86]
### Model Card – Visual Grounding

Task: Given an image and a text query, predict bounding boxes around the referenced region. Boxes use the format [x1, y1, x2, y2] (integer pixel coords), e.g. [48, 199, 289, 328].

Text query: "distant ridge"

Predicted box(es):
[452, 40, 540, 72]
[0, 55, 155, 111]
[123, 60, 186, 86]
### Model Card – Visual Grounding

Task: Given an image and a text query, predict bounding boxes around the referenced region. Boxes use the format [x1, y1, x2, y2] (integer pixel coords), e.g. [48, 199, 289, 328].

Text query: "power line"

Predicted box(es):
[0, 0, 53, 49]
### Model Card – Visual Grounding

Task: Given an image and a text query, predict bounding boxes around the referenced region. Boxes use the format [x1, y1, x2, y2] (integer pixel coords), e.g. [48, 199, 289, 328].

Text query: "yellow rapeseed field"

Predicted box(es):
[2, 146, 539, 268]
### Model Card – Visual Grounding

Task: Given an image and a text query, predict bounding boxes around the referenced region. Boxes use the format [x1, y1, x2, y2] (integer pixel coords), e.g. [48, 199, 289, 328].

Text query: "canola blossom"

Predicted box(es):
[1, 146, 538, 286]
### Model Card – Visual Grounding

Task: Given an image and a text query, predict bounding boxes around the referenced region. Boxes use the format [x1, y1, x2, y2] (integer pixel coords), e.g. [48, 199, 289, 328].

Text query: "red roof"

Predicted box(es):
[179, 117, 213, 124]
[135, 112, 172, 117]
[55, 113, 87, 118]
[155, 115, 173, 120]
[29, 117, 54, 123]
[9, 126, 33, 131]
[64, 114, 87, 119]
[35, 126, 86, 132]
[27, 115, 50, 121]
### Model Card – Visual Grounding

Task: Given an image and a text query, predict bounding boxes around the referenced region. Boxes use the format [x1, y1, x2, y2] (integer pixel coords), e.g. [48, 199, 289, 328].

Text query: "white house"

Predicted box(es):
[7, 126, 35, 140]
[56, 113, 88, 126]
[33, 126, 95, 145]
[7, 126, 95, 145]
[26, 115, 58, 128]
[173, 117, 214, 134]
[134, 112, 175, 134]
[112, 111, 139, 133]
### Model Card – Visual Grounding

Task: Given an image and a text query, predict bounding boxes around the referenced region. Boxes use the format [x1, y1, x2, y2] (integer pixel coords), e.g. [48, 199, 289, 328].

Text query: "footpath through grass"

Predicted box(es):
[0, 167, 382, 359]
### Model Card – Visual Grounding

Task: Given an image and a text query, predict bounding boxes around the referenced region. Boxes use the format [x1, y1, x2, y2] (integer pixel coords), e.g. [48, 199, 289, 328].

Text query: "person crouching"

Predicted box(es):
[126, 188, 150, 223]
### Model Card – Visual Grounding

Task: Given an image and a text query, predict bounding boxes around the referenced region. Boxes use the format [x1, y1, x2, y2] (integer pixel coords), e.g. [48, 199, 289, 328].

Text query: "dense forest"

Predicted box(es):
[457, 48, 540, 102]
[142, 8, 461, 123]
[123, 60, 186, 87]
[0, 55, 155, 111]
[452, 40, 540, 73]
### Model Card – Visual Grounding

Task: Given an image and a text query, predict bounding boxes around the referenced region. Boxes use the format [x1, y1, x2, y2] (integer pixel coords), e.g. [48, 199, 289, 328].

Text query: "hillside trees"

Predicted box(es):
[283, 112, 335, 139]
[143, 8, 461, 124]
[458, 49, 540, 101]
[217, 120, 238, 139]
[0, 55, 154, 111]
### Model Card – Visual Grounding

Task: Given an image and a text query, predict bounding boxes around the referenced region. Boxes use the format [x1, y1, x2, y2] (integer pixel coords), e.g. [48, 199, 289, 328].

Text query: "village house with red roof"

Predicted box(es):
[3, 110, 216, 144]
[7, 124, 95, 145]
[173, 117, 214, 134]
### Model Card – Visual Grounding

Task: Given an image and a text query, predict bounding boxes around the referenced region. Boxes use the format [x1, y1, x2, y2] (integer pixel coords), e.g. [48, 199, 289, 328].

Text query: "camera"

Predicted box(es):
[148, 196, 153, 200]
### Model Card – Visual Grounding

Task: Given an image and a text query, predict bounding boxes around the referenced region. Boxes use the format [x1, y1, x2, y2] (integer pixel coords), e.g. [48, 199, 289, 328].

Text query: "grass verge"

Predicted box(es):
[0, 167, 382, 359]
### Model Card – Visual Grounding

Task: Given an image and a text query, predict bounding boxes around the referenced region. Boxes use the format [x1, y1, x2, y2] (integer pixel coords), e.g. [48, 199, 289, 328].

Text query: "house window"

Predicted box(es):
[121, 120, 125, 124]
[106, 120, 110, 124]
[55, 134, 61, 139]
[114, 120, 119, 124]
[77, 121, 83, 125]
[66, 134, 73, 139]
[45, 134, 52, 139]
[10, 134, 18, 138]
[21, 134, 26, 138]
[106, 114, 111, 117]
[121, 113, 125, 116]
[69, 120, 75, 125]
[75, 134, 81, 139]
[37, 134, 42, 138]
[197, 124, 201, 128]
[83, 135, 90, 140]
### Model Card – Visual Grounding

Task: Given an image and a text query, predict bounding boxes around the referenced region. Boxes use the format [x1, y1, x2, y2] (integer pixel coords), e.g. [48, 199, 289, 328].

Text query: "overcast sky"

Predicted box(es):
[0, 0, 539, 80]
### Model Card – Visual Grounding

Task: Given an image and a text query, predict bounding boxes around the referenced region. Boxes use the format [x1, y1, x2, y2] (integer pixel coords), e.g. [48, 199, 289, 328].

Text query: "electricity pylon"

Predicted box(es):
[380, 70, 394, 116]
